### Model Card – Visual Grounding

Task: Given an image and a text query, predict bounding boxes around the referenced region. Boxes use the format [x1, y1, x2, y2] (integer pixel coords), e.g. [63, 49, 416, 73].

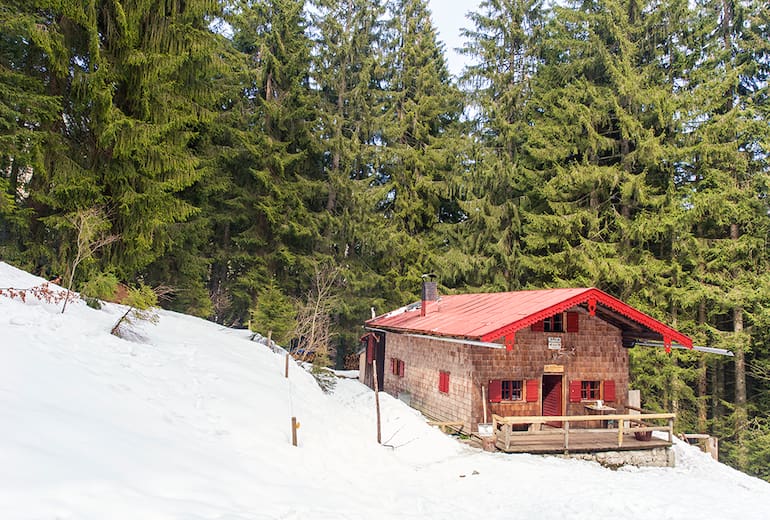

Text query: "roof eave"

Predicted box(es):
[479, 288, 693, 348]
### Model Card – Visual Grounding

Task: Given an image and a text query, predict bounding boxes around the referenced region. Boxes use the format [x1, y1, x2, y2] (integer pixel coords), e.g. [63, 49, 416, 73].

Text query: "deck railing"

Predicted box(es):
[491, 409, 675, 451]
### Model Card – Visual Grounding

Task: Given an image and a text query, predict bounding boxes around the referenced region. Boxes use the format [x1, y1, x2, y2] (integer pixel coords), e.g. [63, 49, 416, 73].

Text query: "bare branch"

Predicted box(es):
[61, 207, 120, 313]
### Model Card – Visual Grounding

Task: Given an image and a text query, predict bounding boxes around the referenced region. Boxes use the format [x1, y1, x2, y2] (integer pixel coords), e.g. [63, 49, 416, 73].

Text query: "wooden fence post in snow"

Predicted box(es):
[291, 416, 299, 447]
[373, 359, 381, 444]
[285, 352, 289, 378]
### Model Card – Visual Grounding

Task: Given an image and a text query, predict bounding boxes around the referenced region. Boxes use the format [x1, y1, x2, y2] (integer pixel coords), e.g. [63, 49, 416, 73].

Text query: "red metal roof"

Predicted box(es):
[365, 287, 692, 348]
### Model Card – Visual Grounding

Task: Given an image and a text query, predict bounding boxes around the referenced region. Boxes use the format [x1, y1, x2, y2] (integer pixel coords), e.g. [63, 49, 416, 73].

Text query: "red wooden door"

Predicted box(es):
[542, 375, 563, 428]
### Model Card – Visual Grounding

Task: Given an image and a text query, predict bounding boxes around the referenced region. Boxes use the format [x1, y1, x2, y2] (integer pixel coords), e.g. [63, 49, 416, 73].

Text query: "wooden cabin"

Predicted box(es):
[361, 284, 692, 436]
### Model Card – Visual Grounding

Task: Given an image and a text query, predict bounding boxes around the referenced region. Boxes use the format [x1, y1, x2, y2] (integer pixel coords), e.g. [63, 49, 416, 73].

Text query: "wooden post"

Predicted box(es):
[564, 420, 569, 452]
[482, 384, 488, 424]
[285, 352, 289, 378]
[291, 416, 299, 446]
[618, 417, 624, 447]
[627, 389, 641, 429]
[373, 359, 381, 444]
[706, 436, 719, 461]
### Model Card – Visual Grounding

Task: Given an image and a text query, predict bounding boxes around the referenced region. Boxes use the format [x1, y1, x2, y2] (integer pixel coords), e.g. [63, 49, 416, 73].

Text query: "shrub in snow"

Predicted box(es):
[0, 283, 75, 305]
[309, 363, 337, 394]
[80, 272, 120, 302]
[110, 284, 159, 339]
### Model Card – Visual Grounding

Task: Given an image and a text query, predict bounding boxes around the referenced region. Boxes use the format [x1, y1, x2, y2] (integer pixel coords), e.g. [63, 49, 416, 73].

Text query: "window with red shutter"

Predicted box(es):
[531, 320, 545, 332]
[502, 380, 522, 400]
[398, 360, 405, 377]
[566, 312, 579, 332]
[581, 380, 600, 400]
[488, 380, 502, 403]
[603, 380, 616, 402]
[526, 379, 539, 402]
[569, 380, 582, 402]
[391, 358, 396, 374]
[544, 314, 563, 332]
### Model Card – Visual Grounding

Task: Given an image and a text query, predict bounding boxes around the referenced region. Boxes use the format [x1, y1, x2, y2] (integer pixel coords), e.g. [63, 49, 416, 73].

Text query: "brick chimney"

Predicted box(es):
[421, 273, 438, 317]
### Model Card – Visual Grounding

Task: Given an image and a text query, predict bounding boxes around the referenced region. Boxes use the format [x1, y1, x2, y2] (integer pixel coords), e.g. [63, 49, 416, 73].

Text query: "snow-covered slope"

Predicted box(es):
[1, 261, 769, 519]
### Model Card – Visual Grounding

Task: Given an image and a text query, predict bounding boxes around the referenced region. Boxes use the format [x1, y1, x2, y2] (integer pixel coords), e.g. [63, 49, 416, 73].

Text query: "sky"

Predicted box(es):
[428, 0, 483, 75]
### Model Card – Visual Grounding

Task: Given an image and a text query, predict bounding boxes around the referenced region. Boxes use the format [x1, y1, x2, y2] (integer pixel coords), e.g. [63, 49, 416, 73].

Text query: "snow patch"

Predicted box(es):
[1, 261, 769, 519]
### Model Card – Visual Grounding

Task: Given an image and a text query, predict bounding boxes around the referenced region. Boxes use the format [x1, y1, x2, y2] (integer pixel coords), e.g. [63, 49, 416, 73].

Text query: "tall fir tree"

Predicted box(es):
[520, 0, 677, 298]
[451, 0, 546, 290]
[309, 0, 389, 354]
[682, 0, 770, 471]
[1, 1, 225, 289]
[219, 0, 325, 323]
[372, 0, 465, 302]
[0, 1, 77, 268]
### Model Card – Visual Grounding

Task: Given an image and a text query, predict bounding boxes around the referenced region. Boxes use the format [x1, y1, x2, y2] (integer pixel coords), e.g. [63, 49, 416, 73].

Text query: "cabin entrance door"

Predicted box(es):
[542, 374, 563, 428]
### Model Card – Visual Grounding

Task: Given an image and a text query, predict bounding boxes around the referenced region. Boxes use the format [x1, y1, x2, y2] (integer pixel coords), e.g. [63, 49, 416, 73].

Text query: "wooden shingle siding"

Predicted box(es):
[380, 307, 629, 432]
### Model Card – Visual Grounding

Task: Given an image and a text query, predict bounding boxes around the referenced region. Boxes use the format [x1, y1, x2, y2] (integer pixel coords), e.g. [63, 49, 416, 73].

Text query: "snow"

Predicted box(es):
[1, 261, 769, 519]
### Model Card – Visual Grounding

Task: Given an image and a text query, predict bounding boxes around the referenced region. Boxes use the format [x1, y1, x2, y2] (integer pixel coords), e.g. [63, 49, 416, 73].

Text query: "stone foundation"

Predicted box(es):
[563, 447, 675, 469]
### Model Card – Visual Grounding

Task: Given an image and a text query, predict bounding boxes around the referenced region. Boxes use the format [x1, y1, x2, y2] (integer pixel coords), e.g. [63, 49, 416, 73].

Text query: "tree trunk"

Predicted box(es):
[713, 357, 724, 420]
[731, 222, 748, 469]
[734, 304, 748, 469]
[698, 300, 708, 432]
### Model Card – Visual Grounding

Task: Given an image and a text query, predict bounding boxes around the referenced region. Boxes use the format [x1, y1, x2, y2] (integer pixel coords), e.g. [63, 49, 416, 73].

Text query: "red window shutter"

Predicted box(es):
[439, 371, 450, 393]
[398, 360, 405, 377]
[526, 379, 539, 402]
[390, 358, 396, 374]
[604, 380, 616, 402]
[531, 320, 545, 332]
[488, 380, 502, 403]
[566, 312, 579, 332]
[569, 380, 582, 402]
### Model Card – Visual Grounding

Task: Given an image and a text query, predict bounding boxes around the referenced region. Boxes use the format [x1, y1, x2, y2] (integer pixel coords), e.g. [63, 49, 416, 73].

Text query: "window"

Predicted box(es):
[439, 371, 450, 393]
[581, 380, 600, 400]
[502, 380, 523, 401]
[490, 379, 539, 402]
[570, 380, 616, 402]
[544, 313, 564, 332]
[532, 312, 579, 333]
[391, 358, 405, 378]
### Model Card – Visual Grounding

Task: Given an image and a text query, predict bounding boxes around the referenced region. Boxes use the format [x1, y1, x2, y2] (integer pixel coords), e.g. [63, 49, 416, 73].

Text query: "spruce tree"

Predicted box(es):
[0, 1, 72, 267]
[309, 0, 389, 353]
[516, 0, 684, 301]
[682, 0, 770, 471]
[1, 1, 226, 289]
[218, 0, 324, 323]
[371, 0, 465, 301]
[451, 0, 546, 290]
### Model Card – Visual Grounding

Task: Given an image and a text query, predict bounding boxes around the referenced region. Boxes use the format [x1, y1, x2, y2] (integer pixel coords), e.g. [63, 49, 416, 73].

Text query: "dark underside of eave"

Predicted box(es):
[591, 305, 669, 343]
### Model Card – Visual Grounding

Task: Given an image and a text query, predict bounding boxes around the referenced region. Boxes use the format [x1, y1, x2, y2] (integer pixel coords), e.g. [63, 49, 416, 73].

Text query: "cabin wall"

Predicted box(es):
[471, 308, 628, 429]
[382, 333, 475, 432]
[378, 308, 629, 433]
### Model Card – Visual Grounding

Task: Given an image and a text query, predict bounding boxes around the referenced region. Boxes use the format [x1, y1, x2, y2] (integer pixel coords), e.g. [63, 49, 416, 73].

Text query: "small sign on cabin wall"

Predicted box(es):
[547, 337, 562, 350]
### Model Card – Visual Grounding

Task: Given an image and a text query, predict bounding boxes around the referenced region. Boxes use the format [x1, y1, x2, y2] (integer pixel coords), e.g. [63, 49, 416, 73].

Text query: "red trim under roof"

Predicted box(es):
[366, 287, 692, 349]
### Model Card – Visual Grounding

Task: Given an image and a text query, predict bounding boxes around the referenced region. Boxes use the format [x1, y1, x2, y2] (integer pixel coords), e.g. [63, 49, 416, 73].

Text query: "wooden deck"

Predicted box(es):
[493, 428, 671, 454]
[490, 410, 675, 454]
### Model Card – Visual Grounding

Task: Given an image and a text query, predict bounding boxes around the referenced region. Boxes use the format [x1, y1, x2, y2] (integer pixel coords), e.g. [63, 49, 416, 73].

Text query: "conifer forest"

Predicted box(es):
[2, 0, 770, 479]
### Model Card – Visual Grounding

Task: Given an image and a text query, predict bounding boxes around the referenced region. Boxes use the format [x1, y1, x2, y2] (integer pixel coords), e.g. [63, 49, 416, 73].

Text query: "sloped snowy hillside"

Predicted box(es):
[1, 261, 769, 519]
